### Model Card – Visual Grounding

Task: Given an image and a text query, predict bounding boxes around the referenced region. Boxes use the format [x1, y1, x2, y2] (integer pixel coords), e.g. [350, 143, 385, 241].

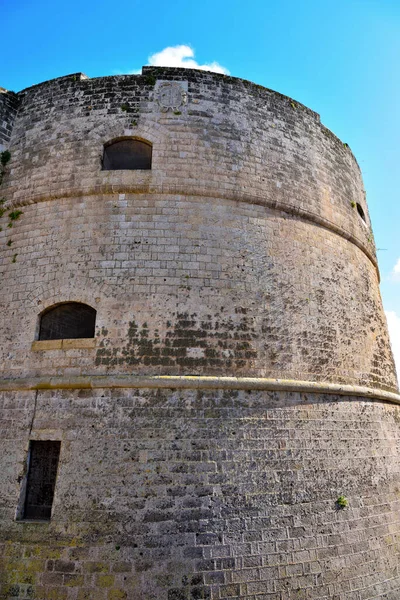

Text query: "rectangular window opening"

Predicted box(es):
[20, 441, 61, 521]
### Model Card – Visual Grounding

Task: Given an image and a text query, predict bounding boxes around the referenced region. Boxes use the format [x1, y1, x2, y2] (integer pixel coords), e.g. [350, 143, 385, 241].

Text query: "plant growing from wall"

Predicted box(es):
[0, 203, 24, 261]
[336, 495, 348, 509]
[145, 73, 157, 86]
[0, 151, 11, 167]
[7, 210, 23, 228]
[0, 151, 11, 186]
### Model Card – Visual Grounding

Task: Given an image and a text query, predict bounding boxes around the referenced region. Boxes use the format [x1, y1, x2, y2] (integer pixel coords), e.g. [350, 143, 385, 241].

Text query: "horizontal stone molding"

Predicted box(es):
[0, 374, 399, 403]
[31, 338, 96, 351]
[5, 183, 379, 276]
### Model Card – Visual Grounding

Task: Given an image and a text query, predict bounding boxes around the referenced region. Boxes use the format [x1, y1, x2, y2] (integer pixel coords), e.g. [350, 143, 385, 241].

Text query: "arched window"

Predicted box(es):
[102, 139, 152, 170]
[39, 303, 96, 341]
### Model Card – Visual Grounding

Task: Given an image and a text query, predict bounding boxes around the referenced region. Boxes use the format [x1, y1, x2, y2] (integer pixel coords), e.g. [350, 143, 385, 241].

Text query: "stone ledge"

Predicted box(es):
[31, 340, 62, 351]
[31, 339, 96, 351]
[14, 519, 50, 524]
[0, 375, 399, 404]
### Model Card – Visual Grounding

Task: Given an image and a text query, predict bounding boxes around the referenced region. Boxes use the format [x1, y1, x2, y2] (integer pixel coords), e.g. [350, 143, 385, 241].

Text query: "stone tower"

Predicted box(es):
[0, 67, 399, 600]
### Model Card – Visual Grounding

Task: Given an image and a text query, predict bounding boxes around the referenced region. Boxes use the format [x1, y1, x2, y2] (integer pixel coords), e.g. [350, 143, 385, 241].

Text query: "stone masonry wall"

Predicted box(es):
[0, 88, 19, 150]
[2, 69, 374, 250]
[0, 68, 399, 600]
[1, 389, 400, 600]
[0, 68, 396, 389]
[0, 193, 395, 390]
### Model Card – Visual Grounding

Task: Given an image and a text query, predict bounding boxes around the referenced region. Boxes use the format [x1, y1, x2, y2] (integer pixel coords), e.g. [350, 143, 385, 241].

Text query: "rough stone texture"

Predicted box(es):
[2, 389, 400, 600]
[0, 88, 19, 151]
[0, 67, 399, 599]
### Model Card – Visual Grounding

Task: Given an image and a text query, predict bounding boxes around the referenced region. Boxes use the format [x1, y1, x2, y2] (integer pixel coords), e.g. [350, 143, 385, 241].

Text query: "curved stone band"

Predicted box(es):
[1, 374, 399, 403]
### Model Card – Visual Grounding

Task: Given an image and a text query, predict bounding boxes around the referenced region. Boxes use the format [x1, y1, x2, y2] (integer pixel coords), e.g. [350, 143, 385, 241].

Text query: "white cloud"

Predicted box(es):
[124, 45, 229, 76]
[145, 45, 230, 75]
[386, 310, 400, 377]
[391, 257, 400, 281]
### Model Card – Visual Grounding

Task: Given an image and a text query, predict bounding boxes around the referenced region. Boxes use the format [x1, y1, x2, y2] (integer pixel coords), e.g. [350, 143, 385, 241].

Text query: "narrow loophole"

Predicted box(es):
[356, 203, 366, 222]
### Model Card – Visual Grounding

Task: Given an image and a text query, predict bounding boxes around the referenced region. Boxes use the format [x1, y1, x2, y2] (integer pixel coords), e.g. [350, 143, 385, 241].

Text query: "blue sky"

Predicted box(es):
[2, 0, 400, 373]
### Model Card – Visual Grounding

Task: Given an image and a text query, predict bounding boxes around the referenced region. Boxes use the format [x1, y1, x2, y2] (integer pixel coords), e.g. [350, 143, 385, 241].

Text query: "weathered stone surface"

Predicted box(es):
[2, 389, 400, 599]
[0, 87, 18, 151]
[0, 67, 399, 599]
[0, 68, 396, 389]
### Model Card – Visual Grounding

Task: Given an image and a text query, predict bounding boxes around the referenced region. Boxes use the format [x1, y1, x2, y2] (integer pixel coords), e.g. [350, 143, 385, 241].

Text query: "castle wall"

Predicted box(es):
[3, 69, 373, 249]
[0, 192, 395, 390]
[0, 68, 399, 600]
[0, 68, 396, 390]
[0, 88, 19, 151]
[1, 388, 400, 600]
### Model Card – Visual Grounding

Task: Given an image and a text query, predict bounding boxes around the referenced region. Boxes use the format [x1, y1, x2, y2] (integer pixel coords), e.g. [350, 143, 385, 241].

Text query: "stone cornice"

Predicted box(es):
[1, 374, 399, 404]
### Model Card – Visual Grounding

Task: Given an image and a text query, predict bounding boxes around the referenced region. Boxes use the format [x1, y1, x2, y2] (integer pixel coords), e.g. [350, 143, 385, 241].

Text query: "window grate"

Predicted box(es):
[39, 303, 96, 340]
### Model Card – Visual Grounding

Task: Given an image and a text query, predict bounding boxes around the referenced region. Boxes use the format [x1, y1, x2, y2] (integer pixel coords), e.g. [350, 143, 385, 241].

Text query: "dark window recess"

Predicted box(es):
[356, 203, 366, 222]
[39, 303, 96, 340]
[24, 441, 61, 520]
[102, 139, 152, 170]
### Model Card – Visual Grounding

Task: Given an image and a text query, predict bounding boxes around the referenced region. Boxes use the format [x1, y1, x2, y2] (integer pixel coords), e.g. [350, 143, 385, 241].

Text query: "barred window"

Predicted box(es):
[23, 441, 61, 520]
[39, 303, 96, 340]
